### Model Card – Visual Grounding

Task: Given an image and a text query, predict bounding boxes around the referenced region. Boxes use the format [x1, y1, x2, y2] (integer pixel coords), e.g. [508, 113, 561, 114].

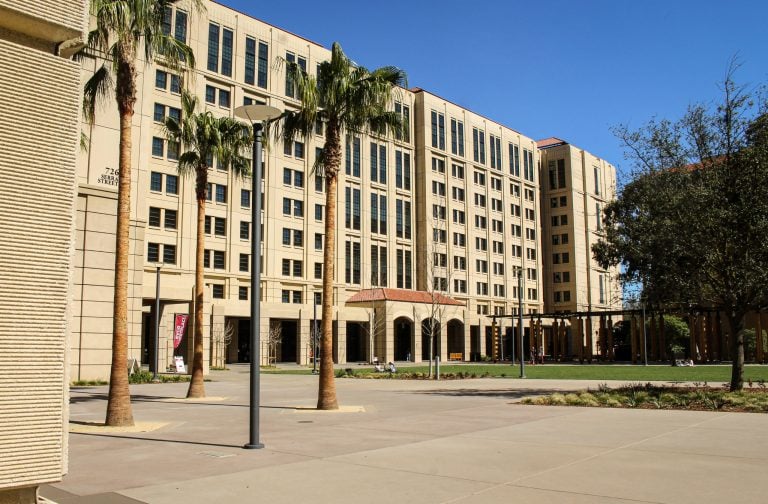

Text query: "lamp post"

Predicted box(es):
[312, 295, 318, 374]
[518, 269, 526, 378]
[234, 104, 281, 450]
[153, 263, 163, 381]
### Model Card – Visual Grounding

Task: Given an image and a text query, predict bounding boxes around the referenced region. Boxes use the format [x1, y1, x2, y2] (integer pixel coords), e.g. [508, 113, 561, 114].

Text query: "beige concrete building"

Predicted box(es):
[73, 0, 621, 380]
[0, 1, 88, 502]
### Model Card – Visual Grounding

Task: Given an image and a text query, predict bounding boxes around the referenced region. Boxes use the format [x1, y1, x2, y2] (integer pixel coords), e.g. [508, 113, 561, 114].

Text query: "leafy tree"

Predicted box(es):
[80, 0, 199, 426]
[271, 42, 406, 409]
[594, 64, 768, 390]
[164, 91, 251, 398]
[661, 315, 690, 359]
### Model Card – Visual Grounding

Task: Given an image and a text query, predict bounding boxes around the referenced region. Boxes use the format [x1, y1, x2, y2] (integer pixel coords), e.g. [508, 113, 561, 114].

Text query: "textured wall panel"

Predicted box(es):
[0, 37, 79, 489]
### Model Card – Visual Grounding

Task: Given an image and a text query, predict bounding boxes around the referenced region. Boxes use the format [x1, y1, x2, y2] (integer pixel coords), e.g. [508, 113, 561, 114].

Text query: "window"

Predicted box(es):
[148, 207, 161, 227]
[454, 279, 467, 294]
[240, 221, 250, 240]
[396, 249, 412, 289]
[523, 149, 535, 182]
[453, 255, 466, 270]
[395, 199, 411, 239]
[283, 198, 303, 217]
[313, 262, 323, 280]
[594, 166, 601, 195]
[370, 143, 388, 183]
[509, 143, 520, 176]
[552, 234, 560, 245]
[239, 253, 249, 272]
[450, 118, 465, 156]
[214, 184, 226, 203]
[492, 241, 504, 254]
[239, 286, 248, 300]
[475, 259, 488, 273]
[509, 182, 520, 198]
[207, 23, 220, 72]
[164, 209, 177, 229]
[525, 208, 535, 221]
[205, 85, 216, 104]
[155, 70, 167, 89]
[562, 252, 570, 263]
[370, 244, 388, 286]
[147, 243, 159, 263]
[596, 202, 603, 230]
[152, 137, 164, 157]
[452, 186, 465, 202]
[475, 237, 487, 251]
[344, 241, 361, 284]
[511, 224, 521, 237]
[433, 228, 447, 243]
[472, 127, 486, 164]
[474, 193, 486, 208]
[292, 260, 303, 277]
[283, 168, 304, 188]
[526, 228, 536, 241]
[241, 189, 251, 208]
[219, 89, 230, 108]
[344, 136, 361, 177]
[344, 187, 361, 230]
[473, 170, 486, 186]
[170, 74, 180, 93]
[395, 150, 412, 190]
[285, 51, 307, 98]
[153, 103, 165, 122]
[281, 290, 290, 303]
[561, 233, 569, 244]
[161, 243, 175, 264]
[490, 177, 502, 191]
[452, 209, 465, 224]
[213, 250, 225, 269]
[432, 181, 446, 197]
[451, 163, 465, 179]
[212, 284, 224, 299]
[493, 284, 505, 297]
[314, 204, 323, 221]
[489, 135, 502, 169]
[314, 233, 323, 250]
[393, 101, 410, 142]
[491, 198, 503, 212]
[371, 194, 387, 235]
[166, 175, 178, 195]
[474, 215, 487, 229]
[431, 111, 445, 150]
[245, 38, 268, 88]
[433, 277, 448, 291]
[476, 282, 488, 296]
[453, 232, 466, 247]
[433, 204, 447, 221]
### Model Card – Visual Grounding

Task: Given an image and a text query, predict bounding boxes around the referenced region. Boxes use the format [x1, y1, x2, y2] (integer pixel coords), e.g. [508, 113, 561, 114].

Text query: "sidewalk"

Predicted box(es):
[44, 367, 768, 503]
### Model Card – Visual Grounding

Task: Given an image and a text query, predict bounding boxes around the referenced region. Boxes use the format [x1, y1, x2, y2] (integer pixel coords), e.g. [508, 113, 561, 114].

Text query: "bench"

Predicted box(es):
[449, 353, 463, 361]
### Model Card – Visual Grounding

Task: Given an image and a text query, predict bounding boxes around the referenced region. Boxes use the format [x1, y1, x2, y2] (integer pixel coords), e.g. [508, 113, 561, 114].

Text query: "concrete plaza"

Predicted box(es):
[44, 365, 767, 503]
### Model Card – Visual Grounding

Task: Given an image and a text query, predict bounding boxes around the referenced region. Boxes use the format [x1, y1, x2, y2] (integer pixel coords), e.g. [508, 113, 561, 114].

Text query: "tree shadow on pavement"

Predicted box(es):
[409, 388, 563, 400]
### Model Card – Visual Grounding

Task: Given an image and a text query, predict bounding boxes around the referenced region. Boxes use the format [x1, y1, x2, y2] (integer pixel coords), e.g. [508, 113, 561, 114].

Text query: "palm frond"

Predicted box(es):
[83, 63, 114, 124]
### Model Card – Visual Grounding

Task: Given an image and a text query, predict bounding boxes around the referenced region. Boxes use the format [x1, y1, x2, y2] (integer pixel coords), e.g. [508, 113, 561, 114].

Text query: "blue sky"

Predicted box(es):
[224, 0, 767, 181]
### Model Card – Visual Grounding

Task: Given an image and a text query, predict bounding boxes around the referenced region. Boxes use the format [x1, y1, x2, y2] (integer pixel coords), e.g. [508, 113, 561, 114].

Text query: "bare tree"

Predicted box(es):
[211, 320, 235, 369]
[267, 321, 283, 365]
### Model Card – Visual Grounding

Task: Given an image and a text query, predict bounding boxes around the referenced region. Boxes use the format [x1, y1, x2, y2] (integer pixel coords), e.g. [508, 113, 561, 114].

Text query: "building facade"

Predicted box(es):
[73, 0, 621, 380]
[0, 0, 88, 502]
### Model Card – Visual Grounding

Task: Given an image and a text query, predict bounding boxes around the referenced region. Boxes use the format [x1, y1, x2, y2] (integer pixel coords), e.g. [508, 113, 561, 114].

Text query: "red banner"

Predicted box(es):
[173, 314, 189, 349]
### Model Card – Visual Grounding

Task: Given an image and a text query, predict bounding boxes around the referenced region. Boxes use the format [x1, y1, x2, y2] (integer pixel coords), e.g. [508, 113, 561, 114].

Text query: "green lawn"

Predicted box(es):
[264, 364, 768, 383]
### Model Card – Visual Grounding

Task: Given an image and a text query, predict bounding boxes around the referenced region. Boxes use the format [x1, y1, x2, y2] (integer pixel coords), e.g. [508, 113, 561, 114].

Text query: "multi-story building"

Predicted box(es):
[0, 1, 88, 501]
[538, 137, 621, 314]
[72, 0, 621, 379]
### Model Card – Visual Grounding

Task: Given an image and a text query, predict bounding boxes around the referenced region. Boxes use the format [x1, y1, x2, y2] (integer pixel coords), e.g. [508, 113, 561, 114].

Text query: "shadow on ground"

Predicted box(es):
[409, 388, 563, 400]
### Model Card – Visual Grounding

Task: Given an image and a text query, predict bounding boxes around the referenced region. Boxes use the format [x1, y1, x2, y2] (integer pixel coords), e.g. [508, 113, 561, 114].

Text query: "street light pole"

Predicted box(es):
[518, 269, 526, 378]
[153, 263, 162, 381]
[235, 104, 281, 451]
[312, 295, 318, 374]
[642, 301, 648, 366]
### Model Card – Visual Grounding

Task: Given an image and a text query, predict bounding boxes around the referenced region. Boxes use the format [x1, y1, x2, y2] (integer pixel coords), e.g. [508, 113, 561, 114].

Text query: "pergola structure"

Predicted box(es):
[490, 308, 768, 364]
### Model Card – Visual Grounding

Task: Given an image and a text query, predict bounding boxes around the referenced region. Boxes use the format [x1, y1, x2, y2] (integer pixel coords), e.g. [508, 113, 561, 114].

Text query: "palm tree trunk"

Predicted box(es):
[187, 172, 208, 398]
[105, 54, 136, 427]
[318, 131, 341, 410]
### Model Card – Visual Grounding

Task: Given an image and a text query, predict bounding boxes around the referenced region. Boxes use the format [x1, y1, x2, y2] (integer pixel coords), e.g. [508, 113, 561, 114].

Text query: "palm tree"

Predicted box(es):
[164, 91, 251, 398]
[273, 42, 407, 409]
[80, 0, 199, 426]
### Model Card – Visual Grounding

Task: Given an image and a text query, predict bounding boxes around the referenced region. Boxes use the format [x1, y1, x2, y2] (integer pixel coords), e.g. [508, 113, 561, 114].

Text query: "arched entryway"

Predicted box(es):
[394, 317, 413, 361]
[422, 318, 441, 361]
[446, 319, 465, 360]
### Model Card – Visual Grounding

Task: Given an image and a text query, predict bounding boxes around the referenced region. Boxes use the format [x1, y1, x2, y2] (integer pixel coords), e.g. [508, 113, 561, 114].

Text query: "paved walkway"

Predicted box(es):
[44, 366, 768, 503]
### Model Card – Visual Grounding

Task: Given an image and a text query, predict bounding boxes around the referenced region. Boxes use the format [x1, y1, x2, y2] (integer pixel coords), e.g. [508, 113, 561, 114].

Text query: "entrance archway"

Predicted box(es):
[346, 322, 366, 362]
[446, 319, 464, 360]
[394, 317, 413, 361]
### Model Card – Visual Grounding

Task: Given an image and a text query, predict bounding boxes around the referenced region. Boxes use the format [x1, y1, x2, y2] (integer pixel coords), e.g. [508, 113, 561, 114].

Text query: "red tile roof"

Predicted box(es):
[536, 137, 568, 149]
[346, 288, 464, 306]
